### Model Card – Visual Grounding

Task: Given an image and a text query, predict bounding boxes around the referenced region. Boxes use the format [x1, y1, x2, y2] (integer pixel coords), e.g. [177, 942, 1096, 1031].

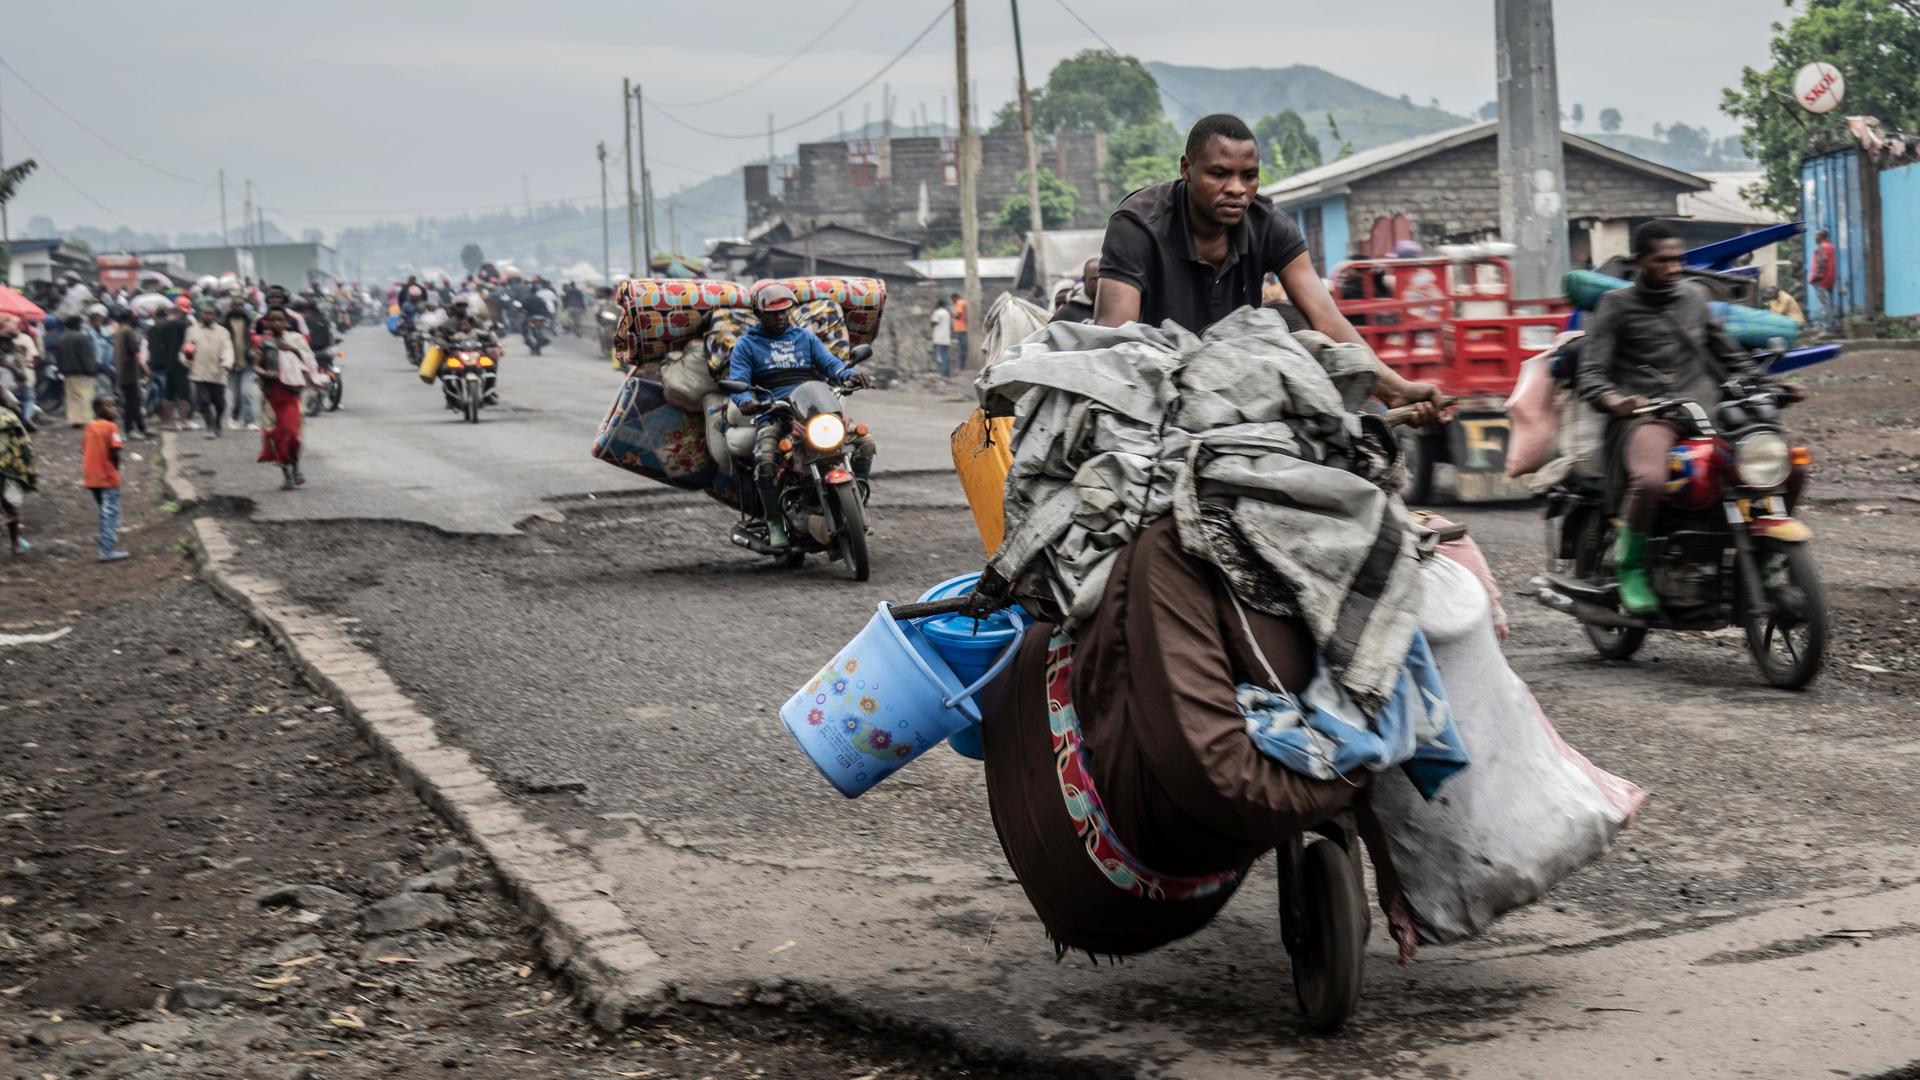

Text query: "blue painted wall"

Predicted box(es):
[1289, 195, 1349, 278]
[1880, 161, 1920, 318]
[1799, 151, 1872, 323]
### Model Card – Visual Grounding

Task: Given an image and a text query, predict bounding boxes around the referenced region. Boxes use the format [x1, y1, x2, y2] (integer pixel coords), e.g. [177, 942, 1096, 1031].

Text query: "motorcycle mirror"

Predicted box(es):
[717, 379, 750, 393]
[847, 344, 873, 366]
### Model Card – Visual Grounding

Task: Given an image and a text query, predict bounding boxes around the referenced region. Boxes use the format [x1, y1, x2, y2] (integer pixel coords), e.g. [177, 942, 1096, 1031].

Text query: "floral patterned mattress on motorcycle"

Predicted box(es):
[611, 276, 887, 365]
[590, 373, 740, 508]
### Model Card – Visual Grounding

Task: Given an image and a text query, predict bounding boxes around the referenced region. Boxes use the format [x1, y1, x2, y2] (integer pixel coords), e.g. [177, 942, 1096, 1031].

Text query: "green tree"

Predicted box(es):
[459, 242, 485, 274]
[1723, 0, 1920, 212]
[1101, 120, 1184, 192]
[1599, 107, 1623, 133]
[1253, 109, 1322, 179]
[0, 159, 37, 280]
[1664, 121, 1709, 160]
[1477, 100, 1499, 122]
[997, 169, 1080, 233]
[1571, 103, 1585, 128]
[1031, 50, 1163, 134]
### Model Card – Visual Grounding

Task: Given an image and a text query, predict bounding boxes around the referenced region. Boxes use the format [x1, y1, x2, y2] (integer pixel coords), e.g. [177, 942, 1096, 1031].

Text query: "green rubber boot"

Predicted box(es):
[1614, 527, 1659, 615]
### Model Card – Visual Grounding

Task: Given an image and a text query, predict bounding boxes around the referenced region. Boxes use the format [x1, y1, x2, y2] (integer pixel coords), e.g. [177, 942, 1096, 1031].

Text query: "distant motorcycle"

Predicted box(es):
[438, 336, 499, 424]
[521, 306, 551, 356]
[304, 349, 344, 415]
[597, 306, 619, 360]
[1531, 371, 1825, 689]
[718, 344, 876, 581]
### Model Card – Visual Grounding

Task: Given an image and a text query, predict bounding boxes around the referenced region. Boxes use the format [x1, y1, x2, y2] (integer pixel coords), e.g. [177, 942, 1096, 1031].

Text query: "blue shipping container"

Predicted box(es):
[1880, 161, 1920, 319]
[1799, 151, 1872, 325]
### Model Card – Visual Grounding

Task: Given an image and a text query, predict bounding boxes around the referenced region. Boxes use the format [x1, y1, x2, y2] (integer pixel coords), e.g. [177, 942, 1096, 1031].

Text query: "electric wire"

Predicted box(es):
[0, 110, 219, 229]
[0, 58, 217, 187]
[1048, 0, 1199, 116]
[645, 3, 952, 141]
[649, 0, 869, 109]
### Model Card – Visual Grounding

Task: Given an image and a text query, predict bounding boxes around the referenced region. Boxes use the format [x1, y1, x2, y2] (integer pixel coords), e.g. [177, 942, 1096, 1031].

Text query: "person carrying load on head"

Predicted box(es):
[1093, 113, 1447, 426]
[727, 282, 873, 549]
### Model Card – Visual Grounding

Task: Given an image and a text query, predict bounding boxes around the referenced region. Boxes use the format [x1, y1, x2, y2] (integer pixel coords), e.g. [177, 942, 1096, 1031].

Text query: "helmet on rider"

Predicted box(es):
[752, 282, 796, 334]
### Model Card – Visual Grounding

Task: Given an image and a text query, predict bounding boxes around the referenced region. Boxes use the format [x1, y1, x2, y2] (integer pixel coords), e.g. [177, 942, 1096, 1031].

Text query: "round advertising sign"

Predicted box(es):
[1793, 61, 1846, 114]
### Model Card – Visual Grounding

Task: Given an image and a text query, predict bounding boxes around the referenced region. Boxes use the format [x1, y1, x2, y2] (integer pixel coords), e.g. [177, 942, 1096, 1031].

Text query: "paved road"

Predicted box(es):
[173, 326, 964, 534]
[185, 328, 1920, 1078]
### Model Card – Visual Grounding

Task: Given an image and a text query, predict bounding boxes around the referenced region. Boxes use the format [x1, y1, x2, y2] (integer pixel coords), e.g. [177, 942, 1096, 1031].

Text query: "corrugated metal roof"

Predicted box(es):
[903, 257, 1020, 280]
[1677, 172, 1775, 226]
[1260, 121, 1708, 208]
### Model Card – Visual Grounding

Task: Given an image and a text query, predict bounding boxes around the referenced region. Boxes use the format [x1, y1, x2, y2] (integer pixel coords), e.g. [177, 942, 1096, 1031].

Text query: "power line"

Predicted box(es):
[1048, 0, 1199, 116]
[650, 0, 869, 109]
[0, 111, 218, 229]
[645, 3, 953, 141]
[0, 58, 216, 188]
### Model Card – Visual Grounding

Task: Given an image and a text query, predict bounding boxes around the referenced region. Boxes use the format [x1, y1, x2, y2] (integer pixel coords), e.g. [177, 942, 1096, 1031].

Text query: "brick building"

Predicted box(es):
[1260, 121, 1710, 274]
[745, 130, 1111, 241]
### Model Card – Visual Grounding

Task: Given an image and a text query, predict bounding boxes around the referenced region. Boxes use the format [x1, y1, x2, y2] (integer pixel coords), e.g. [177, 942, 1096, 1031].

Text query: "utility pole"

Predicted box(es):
[1010, 0, 1045, 284]
[668, 201, 678, 260]
[1495, 0, 1569, 300]
[0, 63, 9, 249]
[522, 174, 531, 219]
[218, 168, 229, 245]
[634, 84, 655, 266]
[243, 179, 254, 277]
[954, 0, 980, 371]
[597, 141, 610, 284]
[767, 113, 775, 163]
[625, 77, 641, 274]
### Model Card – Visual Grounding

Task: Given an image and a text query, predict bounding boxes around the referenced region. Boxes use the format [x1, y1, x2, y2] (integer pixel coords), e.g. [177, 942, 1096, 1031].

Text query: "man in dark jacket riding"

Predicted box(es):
[1576, 220, 1791, 614]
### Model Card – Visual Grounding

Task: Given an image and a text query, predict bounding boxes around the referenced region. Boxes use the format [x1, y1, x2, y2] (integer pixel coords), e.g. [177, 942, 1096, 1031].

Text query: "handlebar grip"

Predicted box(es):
[1382, 397, 1457, 426]
[889, 596, 974, 621]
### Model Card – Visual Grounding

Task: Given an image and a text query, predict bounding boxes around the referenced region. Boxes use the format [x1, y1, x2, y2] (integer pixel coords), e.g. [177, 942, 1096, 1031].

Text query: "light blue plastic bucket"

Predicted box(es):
[780, 601, 1018, 798]
[912, 574, 1029, 761]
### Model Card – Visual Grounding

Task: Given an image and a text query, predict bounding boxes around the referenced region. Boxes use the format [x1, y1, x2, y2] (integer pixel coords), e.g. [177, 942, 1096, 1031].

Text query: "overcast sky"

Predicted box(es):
[1, 0, 1785, 239]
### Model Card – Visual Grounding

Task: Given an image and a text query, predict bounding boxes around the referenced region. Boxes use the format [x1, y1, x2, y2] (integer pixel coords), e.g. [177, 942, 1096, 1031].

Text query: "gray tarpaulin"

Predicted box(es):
[979, 306, 1431, 714]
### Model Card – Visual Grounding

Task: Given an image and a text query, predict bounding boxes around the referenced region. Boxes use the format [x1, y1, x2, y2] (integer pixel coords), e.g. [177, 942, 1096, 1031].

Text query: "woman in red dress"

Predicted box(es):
[252, 309, 319, 489]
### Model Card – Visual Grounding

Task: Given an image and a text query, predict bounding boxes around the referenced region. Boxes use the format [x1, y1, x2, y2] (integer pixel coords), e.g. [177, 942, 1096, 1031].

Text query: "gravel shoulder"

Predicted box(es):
[0, 407, 1033, 1077]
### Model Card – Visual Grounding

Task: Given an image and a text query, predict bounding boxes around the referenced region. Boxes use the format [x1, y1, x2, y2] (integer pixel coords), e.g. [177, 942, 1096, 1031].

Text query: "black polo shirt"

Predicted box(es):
[1098, 179, 1308, 334]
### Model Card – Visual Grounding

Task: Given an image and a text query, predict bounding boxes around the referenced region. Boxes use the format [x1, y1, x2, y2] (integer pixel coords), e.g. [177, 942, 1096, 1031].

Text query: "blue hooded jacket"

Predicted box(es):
[726, 323, 850, 408]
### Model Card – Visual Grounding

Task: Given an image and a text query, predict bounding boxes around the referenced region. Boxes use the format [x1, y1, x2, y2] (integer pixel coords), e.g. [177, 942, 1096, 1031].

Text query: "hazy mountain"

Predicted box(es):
[1145, 61, 1468, 153]
[1581, 132, 1754, 173]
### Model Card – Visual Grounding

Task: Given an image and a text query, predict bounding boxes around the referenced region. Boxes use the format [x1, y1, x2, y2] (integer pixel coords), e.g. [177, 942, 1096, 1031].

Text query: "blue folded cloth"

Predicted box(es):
[1236, 631, 1468, 798]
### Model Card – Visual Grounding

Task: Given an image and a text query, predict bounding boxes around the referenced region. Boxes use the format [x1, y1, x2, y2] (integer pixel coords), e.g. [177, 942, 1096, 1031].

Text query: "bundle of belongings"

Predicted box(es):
[591, 277, 885, 506]
[971, 307, 1646, 960]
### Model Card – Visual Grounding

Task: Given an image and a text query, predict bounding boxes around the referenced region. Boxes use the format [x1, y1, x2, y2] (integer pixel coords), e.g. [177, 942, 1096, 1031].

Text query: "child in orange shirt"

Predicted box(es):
[81, 395, 129, 563]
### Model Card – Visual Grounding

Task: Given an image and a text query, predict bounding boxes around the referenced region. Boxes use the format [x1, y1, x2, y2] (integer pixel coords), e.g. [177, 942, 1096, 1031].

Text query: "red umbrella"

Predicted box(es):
[0, 286, 47, 323]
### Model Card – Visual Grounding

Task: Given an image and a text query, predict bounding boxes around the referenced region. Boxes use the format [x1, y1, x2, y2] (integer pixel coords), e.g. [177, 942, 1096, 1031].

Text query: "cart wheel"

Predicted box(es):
[1283, 837, 1366, 1032]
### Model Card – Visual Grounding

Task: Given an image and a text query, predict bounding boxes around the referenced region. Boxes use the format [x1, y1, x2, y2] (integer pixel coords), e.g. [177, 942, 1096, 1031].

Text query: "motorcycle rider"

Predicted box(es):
[727, 283, 873, 549]
[1576, 220, 1797, 615]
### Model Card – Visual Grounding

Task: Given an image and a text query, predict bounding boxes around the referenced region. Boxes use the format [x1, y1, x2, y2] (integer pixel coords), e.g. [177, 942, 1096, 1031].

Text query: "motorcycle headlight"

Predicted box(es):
[805, 413, 846, 452]
[1735, 432, 1791, 490]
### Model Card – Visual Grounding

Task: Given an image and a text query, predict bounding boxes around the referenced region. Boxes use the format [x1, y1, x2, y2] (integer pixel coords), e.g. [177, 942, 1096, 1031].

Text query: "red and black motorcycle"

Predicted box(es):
[1531, 373, 1826, 688]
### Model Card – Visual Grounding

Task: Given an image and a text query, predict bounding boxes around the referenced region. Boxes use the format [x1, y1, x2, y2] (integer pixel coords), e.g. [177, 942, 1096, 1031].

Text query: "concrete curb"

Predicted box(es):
[161, 437, 673, 1029]
[160, 429, 200, 505]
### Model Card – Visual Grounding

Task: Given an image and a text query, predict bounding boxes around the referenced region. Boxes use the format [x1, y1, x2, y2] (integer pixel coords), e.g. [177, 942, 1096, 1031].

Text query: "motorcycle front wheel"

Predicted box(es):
[328, 374, 343, 411]
[1744, 542, 1826, 689]
[827, 482, 870, 582]
[463, 379, 482, 424]
[304, 386, 324, 417]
